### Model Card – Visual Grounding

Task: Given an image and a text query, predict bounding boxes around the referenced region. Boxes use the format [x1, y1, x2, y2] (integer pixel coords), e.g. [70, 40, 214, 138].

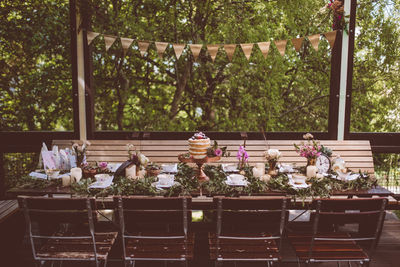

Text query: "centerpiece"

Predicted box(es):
[264, 149, 281, 177]
[178, 132, 223, 184]
[294, 133, 321, 178]
[125, 144, 149, 179]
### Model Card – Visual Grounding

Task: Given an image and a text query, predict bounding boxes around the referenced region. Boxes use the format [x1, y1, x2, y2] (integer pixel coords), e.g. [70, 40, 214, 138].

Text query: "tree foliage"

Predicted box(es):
[87, 0, 333, 132]
[0, 0, 72, 131]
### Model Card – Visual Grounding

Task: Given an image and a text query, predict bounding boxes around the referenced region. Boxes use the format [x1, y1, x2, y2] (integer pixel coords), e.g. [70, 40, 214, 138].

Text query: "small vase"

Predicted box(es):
[306, 158, 318, 178]
[268, 161, 278, 177]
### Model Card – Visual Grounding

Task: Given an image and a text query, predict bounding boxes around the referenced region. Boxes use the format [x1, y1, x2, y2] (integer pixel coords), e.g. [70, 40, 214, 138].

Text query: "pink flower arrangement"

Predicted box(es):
[294, 133, 322, 160]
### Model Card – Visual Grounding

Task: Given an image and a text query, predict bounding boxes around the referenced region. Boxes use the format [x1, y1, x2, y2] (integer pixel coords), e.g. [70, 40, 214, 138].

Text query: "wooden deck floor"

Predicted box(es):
[2, 216, 400, 266]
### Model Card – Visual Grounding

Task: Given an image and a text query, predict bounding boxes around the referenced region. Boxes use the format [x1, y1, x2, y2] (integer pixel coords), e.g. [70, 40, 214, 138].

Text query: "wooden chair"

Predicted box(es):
[18, 196, 117, 267]
[209, 196, 290, 266]
[289, 198, 387, 266]
[113, 196, 194, 267]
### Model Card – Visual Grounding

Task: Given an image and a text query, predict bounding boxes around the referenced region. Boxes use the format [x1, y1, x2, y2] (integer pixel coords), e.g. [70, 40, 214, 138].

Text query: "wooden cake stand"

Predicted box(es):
[178, 154, 221, 183]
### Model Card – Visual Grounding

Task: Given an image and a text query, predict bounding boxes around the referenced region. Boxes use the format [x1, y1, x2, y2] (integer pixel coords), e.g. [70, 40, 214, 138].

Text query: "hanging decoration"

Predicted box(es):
[87, 31, 100, 45]
[173, 44, 185, 59]
[308, 34, 321, 52]
[291, 37, 304, 52]
[324, 30, 337, 48]
[257, 42, 271, 59]
[189, 44, 203, 61]
[120, 37, 134, 54]
[274, 40, 287, 57]
[86, 29, 337, 61]
[223, 44, 237, 62]
[240, 43, 254, 60]
[138, 41, 150, 56]
[207, 44, 220, 62]
[155, 42, 169, 58]
[104, 35, 117, 51]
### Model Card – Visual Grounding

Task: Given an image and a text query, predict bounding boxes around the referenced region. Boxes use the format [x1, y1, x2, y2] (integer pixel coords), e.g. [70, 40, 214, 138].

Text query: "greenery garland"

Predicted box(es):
[15, 175, 61, 189]
[18, 164, 377, 201]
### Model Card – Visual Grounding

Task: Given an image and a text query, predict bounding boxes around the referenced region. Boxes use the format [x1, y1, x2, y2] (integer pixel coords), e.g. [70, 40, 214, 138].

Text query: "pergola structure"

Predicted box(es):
[0, 0, 399, 198]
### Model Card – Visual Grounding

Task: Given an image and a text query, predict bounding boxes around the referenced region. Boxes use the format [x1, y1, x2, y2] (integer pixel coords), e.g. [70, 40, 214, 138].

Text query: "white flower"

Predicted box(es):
[138, 153, 149, 166]
[303, 133, 314, 140]
[265, 149, 281, 160]
[126, 143, 135, 152]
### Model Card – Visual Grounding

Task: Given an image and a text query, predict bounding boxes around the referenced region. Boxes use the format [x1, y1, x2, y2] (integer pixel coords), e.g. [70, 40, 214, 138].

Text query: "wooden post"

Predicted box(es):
[0, 151, 5, 199]
[337, 0, 352, 140]
[344, 0, 357, 139]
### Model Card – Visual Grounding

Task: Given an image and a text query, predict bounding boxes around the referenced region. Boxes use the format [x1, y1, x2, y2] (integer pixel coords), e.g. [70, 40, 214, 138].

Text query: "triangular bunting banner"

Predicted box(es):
[240, 43, 254, 60]
[104, 35, 117, 51]
[324, 30, 337, 49]
[257, 42, 270, 59]
[291, 37, 304, 52]
[120, 37, 134, 54]
[207, 44, 220, 62]
[189, 44, 203, 61]
[274, 40, 287, 56]
[223, 44, 237, 62]
[173, 44, 185, 59]
[155, 42, 169, 58]
[87, 31, 100, 45]
[138, 41, 150, 56]
[308, 34, 320, 52]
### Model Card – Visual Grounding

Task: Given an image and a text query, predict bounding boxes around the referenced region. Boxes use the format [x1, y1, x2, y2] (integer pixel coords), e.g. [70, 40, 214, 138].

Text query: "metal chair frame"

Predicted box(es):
[213, 197, 289, 266]
[20, 196, 106, 267]
[115, 196, 191, 267]
[304, 198, 388, 267]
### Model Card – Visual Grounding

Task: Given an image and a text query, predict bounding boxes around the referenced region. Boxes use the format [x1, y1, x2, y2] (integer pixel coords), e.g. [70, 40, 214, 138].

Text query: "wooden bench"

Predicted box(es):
[0, 200, 19, 224]
[53, 140, 375, 175]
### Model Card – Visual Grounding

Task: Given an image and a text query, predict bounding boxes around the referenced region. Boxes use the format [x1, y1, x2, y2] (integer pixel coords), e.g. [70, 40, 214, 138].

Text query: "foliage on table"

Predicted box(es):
[15, 176, 62, 189]
[64, 162, 378, 200]
[71, 163, 199, 197]
[202, 165, 268, 197]
[267, 171, 377, 201]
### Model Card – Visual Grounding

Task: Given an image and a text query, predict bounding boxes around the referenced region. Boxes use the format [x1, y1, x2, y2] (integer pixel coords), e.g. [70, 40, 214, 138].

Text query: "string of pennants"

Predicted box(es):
[87, 30, 338, 62]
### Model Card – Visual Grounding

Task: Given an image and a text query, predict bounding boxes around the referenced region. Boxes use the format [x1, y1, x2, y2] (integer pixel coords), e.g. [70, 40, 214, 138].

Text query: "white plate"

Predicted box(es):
[89, 175, 114, 188]
[151, 181, 180, 189]
[225, 178, 249, 186]
[331, 173, 360, 181]
[222, 164, 239, 173]
[288, 180, 310, 189]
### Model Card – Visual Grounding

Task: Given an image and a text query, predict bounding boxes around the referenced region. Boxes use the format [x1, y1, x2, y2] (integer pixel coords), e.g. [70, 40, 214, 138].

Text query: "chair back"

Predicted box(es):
[18, 196, 99, 263]
[213, 196, 290, 254]
[308, 197, 387, 261]
[114, 196, 192, 260]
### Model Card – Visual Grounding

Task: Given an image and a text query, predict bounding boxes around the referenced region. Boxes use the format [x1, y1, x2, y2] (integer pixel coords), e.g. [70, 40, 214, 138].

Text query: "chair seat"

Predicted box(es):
[289, 232, 369, 261]
[125, 232, 195, 260]
[36, 232, 118, 260]
[208, 233, 280, 261]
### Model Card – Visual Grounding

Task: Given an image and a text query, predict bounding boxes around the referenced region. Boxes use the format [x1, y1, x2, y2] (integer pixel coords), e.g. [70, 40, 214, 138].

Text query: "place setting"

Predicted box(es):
[225, 174, 249, 187]
[151, 174, 180, 189]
